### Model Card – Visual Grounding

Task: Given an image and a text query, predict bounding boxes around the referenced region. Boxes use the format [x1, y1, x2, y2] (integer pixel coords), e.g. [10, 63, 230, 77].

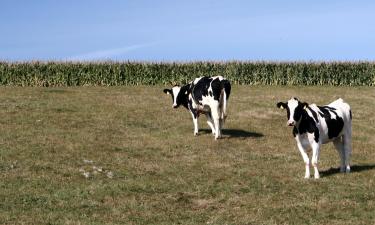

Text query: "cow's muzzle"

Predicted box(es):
[287, 121, 295, 126]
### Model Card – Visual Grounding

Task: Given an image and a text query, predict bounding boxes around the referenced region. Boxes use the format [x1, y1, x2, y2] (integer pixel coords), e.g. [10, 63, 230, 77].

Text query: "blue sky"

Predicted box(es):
[1, 0, 374, 61]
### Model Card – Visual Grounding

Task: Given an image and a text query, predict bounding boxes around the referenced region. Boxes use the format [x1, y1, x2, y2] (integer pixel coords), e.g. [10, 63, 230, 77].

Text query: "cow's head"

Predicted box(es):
[163, 85, 189, 108]
[277, 97, 308, 126]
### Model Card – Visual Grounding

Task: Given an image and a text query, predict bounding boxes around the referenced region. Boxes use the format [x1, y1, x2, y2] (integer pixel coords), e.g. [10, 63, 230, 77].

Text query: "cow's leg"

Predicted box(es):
[311, 141, 321, 179]
[219, 118, 224, 137]
[333, 138, 346, 172]
[190, 111, 199, 136]
[296, 137, 310, 179]
[343, 131, 352, 173]
[205, 113, 216, 136]
[219, 108, 225, 131]
[211, 103, 221, 140]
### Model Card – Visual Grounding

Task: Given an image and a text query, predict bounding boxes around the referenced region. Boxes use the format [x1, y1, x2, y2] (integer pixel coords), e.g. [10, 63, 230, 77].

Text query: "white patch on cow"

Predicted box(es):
[171, 86, 181, 108]
[287, 98, 299, 125]
[211, 76, 224, 81]
[200, 94, 218, 116]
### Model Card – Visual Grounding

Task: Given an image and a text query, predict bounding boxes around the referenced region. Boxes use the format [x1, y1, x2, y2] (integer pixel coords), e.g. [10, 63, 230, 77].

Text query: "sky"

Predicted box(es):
[1, 0, 375, 62]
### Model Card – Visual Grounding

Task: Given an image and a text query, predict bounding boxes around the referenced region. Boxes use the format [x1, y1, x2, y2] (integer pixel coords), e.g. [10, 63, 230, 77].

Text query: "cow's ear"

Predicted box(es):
[302, 102, 309, 110]
[277, 102, 287, 109]
[163, 89, 172, 95]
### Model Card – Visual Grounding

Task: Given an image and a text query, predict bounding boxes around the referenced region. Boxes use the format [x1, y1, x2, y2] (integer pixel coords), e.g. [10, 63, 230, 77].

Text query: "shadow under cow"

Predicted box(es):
[199, 129, 264, 139]
[320, 164, 375, 177]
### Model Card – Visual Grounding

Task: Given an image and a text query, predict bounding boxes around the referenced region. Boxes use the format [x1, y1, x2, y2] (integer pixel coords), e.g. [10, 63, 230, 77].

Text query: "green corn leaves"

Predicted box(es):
[0, 61, 374, 86]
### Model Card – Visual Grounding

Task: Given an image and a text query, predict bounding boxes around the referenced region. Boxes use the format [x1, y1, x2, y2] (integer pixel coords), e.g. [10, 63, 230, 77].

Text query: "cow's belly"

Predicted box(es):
[198, 104, 211, 113]
[319, 122, 343, 144]
[299, 135, 311, 149]
[320, 131, 343, 144]
[320, 133, 331, 144]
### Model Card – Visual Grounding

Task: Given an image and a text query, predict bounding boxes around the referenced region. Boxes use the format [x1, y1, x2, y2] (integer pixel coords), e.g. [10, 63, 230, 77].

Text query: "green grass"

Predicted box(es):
[0, 86, 374, 224]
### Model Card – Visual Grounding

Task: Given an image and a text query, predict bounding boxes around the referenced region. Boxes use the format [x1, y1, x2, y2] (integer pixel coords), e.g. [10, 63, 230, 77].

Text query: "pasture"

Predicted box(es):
[0, 85, 374, 224]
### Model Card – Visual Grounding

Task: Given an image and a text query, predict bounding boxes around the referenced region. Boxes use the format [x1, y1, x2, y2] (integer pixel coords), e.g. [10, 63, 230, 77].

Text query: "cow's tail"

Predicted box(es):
[220, 89, 227, 121]
[219, 80, 231, 122]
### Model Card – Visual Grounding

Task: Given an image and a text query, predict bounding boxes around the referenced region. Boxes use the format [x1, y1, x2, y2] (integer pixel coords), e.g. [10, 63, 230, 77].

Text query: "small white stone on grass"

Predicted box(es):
[83, 172, 90, 178]
[83, 159, 94, 164]
[93, 166, 103, 172]
[106, 171, 114, 179]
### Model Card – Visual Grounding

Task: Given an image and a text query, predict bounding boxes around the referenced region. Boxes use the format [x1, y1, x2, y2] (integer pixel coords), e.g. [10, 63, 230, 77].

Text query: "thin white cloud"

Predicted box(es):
[67, 43, 154, 61]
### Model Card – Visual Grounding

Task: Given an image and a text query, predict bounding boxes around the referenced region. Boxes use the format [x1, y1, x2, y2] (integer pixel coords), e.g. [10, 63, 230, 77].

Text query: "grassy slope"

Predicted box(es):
[0, 86, 374, 225]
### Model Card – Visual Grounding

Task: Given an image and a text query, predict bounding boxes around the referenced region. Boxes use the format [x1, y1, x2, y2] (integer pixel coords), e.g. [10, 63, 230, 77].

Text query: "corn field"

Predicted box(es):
[0, 61, 374, 86]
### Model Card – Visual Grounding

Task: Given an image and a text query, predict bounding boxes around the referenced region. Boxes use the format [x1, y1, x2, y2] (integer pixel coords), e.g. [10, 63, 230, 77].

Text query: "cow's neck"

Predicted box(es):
[180, 84, 190, 109]
[294, 109, 312, 134]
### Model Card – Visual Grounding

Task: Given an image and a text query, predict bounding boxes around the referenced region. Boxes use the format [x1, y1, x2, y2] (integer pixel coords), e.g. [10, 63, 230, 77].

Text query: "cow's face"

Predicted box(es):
[163, 86, 182, 108]
[277, 98, 308, 126]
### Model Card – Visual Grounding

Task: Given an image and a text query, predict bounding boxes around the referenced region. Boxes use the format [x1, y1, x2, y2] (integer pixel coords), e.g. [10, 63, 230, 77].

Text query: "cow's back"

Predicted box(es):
[312, 99, 351, 143]
[191, 77, 211, 102]
[191, 76, 230, 103]
[328, 98, 352, 123]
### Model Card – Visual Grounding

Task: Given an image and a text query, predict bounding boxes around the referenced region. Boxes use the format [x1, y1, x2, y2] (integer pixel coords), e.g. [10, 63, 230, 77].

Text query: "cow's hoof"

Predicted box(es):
[314, 174, 320, 179]
[194, 132, 198, 136]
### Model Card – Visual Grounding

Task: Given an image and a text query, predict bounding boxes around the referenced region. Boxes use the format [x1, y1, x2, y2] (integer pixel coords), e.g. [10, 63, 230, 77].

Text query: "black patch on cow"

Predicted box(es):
[293, 127, 298, 137]
[188, 98, 198, 118]
[350, 110, 352, 120]
[175, 84, 190, 109]
[313, 127, 319, 143]
[306, 106, 319, 123]
[191, 77, 211, 102]
[293, 104, 304, 122]
[293, 109, 320, 143]
[291, 102, 309, 123]
[210, 78, 222, 101]
[209, 91, 213, 97]
[296, 109, 320, 142]
[318, 106, 344, 139]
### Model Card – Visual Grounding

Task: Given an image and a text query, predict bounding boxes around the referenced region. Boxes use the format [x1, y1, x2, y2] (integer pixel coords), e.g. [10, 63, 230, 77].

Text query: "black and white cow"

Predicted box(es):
[163, 76, 231, 140]
[276, 98, 352, 179]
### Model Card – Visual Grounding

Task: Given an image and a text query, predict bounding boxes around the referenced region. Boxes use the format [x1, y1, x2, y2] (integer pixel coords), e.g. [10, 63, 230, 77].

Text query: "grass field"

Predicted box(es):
[0, 85, 374, 224]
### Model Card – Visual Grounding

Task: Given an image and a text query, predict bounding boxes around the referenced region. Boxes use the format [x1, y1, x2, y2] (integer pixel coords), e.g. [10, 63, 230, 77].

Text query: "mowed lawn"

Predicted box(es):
[0, 86, 374, 225]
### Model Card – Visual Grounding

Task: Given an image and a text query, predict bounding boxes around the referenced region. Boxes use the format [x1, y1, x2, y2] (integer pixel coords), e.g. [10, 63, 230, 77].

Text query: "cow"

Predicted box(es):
[276, 97, 352, 179]
[163, 76, 231, 140]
